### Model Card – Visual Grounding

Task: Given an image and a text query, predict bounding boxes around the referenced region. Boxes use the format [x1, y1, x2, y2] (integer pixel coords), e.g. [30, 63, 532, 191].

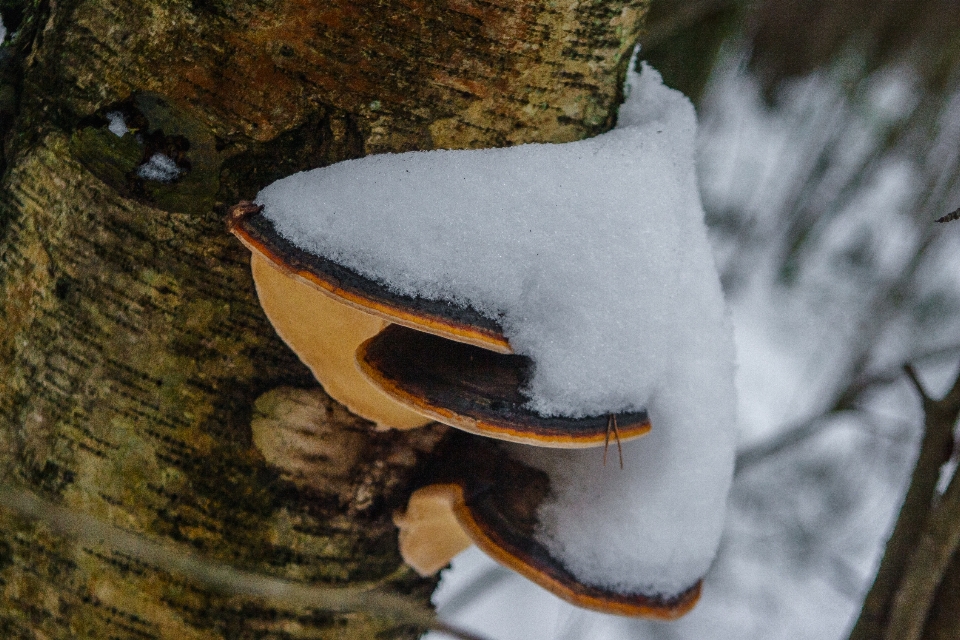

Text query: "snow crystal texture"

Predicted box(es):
[106, 111, 129, 138]
[138, 153, 181, 182]
[257, 62, 736, 595]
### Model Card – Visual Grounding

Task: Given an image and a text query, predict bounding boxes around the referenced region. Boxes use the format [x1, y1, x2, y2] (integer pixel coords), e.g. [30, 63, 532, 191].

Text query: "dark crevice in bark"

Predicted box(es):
[0, 0, 46, 177]
[217, 106, 366, 207]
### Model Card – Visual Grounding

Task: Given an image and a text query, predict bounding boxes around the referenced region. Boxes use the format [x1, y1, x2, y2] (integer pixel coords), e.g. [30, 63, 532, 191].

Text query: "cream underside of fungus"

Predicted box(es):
[252, 61, 737, 608]
[393, 485, 473, 576]
[251, 254, 430, 429]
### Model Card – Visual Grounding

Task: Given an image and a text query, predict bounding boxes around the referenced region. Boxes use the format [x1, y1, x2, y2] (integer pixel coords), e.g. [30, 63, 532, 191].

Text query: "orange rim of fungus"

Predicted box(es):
[228, 202, 512, 354]
[357, 325, 651, 448]
[430, 482, 702, 619]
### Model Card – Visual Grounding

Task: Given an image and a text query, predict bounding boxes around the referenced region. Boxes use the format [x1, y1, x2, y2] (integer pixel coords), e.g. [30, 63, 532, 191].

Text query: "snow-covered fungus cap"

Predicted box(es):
[228, 61, 736, 620]
[394, 433, 703, 619]
[228, 203, 652, 447]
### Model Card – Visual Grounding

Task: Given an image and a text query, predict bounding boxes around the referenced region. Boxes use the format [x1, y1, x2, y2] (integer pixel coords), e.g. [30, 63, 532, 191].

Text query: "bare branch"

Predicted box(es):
[936, 208, 960, 223]
[903, 364, 932, 403]
[883, 468, 960, 640]
[735, 414, 835, 473]
[736, 345, 960, 472]
[917, 548, 960, 640]
[848, 362, 960, 640]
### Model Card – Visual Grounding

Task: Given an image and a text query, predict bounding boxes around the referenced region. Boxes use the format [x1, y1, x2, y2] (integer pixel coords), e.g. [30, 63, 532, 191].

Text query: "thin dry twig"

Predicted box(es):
[603, 414, 624, 469]
[0, 482, 489, 640]
[936, 207, 959, 223]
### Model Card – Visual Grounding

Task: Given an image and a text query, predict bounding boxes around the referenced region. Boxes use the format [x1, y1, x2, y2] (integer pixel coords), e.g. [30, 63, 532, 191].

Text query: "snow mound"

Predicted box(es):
[138, 153, 181, 182]
[257, 61, 736, 596]
[106, 111, 129, 138]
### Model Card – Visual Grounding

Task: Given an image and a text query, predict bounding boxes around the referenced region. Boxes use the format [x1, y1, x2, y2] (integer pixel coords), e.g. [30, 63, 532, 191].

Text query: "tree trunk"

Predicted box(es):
[0, 1, 647, 637]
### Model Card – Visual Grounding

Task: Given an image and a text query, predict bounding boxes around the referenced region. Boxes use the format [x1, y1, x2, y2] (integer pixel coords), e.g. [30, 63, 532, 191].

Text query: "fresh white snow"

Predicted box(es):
[106, 111, 129, 138]
[138, 152, 181, 182]
[423, 39, 960, 640]
[256, 60, 736, 596]
[257, 62, 735, 418]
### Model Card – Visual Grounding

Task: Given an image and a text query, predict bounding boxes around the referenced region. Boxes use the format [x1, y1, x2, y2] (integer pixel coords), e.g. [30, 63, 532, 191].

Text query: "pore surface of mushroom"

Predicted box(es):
[359, 324, 651, 447]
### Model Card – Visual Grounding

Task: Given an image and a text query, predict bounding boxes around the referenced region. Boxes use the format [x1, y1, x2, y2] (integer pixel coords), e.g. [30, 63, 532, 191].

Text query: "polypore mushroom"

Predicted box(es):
[231, 203, 430, 429]
[229, 202, 510, 353]
[394, 431, 717, 619]
[236, 61, 738, 618]
[229, 204, 650, 446]
[393, 485, 474, 576]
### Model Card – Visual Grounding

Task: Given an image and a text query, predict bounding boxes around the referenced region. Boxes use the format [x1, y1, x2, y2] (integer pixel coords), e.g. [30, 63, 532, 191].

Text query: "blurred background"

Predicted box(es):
[3, 2, 957, 637]
[427, 1, 960, 638]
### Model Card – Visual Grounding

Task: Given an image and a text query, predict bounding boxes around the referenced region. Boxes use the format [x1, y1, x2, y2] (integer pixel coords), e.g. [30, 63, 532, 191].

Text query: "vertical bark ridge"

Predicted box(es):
[0, 133, 440, 637]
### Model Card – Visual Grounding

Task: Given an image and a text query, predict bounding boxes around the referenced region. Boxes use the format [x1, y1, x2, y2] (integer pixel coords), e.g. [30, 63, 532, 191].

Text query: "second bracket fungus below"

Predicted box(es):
[232, 62, 737, 615]
[395, 432, 707, 618]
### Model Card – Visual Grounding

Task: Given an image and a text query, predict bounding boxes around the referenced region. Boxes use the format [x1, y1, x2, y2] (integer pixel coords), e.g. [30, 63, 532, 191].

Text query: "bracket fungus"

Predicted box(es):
[232, 63, 737, 619]
[229, 203, 650, 446]
[357, 324, 650, 447]
[230, 203, 431, 430]
[394, 432, 706, 619]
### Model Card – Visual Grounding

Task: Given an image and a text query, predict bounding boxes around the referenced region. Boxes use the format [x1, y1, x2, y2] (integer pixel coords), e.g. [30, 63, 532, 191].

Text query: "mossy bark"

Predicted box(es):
[0, 0, 648, 637]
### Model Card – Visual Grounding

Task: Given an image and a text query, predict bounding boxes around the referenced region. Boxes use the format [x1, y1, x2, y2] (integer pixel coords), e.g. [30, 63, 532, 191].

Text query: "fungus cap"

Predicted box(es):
[230, 204, 651, 446]
[229, 203, 510, 353]
[395, 435, 702, 619]
[394, 485, 473, 576]
[248, 247, 429, 429]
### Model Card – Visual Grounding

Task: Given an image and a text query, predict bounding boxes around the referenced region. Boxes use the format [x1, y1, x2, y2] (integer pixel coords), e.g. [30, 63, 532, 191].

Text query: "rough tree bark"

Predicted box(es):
[0, 1, 647, 638]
